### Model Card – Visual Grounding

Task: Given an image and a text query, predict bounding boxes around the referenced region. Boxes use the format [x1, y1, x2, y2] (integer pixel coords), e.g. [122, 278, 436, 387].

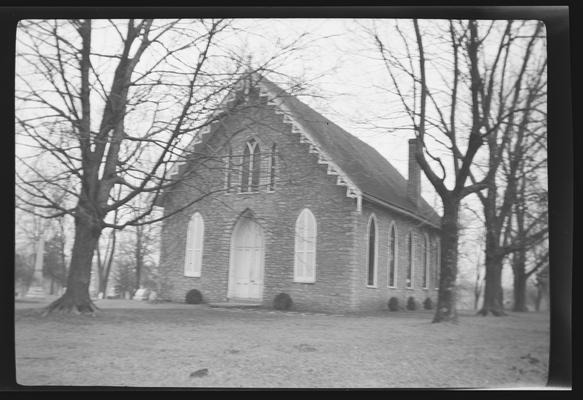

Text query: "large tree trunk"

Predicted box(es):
[511, 248, 529, 311]
[513, 272, 528, 312]
[101, 256, 113, 297]
[433, 202, 460, 323]
[477, 196, 507, 316]
[97, 231, 116, 298]
[478, 244, 506, 316]
[44, 211, 102, 314]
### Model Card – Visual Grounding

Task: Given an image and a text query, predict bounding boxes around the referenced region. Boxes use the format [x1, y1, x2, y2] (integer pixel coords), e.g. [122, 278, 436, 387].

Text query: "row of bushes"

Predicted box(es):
[184, 289, 293, 310]
[388, 296, 433, 311]
[186, 289, 433, 312]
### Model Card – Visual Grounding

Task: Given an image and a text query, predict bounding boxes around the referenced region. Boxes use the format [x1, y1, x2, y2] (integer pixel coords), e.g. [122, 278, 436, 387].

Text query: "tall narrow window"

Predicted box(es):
[225, 147, 233, 193]
[406, 232, 414, 288]
[367, 215, 377, 286]
[294, 208, 317, 283]
[269, 144, 277, 191]
[241, 139, 260, 192]
[388, 224, 397, 287]
[422, 234, 429, 289]
[250, 141, 261, 191]
[184, 212, 204, 277]
[240, 143, 251, 192]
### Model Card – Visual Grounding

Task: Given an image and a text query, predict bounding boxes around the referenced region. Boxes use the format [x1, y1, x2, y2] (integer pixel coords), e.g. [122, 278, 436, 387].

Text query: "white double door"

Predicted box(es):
[229, 217, 265, 300]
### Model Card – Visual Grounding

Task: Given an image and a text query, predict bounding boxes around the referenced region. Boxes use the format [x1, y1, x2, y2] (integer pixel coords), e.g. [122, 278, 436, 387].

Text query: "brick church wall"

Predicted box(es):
[158, 88, 441, 313]
[350, 200, 440, 312]
[159, 91, 359, 312]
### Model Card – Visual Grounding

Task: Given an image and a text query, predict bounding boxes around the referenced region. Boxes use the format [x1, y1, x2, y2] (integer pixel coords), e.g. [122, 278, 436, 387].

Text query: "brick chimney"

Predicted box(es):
[407, 138, 421, 207]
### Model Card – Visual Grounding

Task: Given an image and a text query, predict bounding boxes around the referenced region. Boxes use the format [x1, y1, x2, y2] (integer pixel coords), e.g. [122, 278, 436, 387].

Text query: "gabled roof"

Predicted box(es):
[258, 76, 441, 227]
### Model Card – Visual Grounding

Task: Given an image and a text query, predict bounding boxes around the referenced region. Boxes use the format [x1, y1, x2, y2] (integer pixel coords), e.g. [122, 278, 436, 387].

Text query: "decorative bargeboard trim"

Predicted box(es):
[258, 81, 363, 213]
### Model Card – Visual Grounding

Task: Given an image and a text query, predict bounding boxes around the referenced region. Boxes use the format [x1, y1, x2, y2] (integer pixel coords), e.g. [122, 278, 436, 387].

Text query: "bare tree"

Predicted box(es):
[94, 186, 122, 298]
[43, 231, 68, 294]
[509, 156, 548, 312]
[370, 19, 546, 322]
[15, 18, 309, 314]
[129, 208, 159, 295]
[469, 21, 547, 316]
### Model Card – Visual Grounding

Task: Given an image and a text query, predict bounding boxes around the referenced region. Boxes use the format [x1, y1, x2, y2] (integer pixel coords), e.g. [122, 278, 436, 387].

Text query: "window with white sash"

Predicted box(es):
[366, 214, 378, 287]
[241, 139, 261, 192]
[388, 223, 397, 288]
[406, 232, 414, 288]
[422, 234, 429, 289]
[269, 143, 277, 191]
[184, 212, 204, 277]
[225, 146, 234, 193]
[294, 208, 317, 283]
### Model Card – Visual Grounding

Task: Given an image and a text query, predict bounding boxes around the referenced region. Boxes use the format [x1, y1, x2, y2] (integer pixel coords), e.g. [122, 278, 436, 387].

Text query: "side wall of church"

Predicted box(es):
[350, 200, 441, 312]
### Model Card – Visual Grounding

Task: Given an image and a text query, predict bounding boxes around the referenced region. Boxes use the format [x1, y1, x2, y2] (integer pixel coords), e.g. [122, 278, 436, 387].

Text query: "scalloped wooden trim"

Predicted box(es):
[258, 82, 362, 213]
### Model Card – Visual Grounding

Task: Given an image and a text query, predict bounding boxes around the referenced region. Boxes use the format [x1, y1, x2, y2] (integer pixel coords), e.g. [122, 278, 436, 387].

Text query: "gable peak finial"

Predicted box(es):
[242, 55, 255, 95]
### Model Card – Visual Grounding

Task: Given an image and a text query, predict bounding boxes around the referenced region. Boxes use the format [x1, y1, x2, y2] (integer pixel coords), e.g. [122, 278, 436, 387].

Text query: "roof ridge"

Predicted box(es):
[257, 75, 441, 226]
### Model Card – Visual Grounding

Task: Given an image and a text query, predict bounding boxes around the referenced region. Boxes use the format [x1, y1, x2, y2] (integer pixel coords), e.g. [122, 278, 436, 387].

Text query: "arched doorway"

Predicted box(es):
[228, 214, 265, 301]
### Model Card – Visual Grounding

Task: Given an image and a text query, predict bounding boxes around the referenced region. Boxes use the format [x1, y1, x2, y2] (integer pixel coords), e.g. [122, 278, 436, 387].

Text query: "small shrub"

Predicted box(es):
[423, 297, 434, 310]
[185, 289, 203, 304]
[273, 293, 293, 310]
[406, 296, 417, 311]
[388, 297, 400, 311]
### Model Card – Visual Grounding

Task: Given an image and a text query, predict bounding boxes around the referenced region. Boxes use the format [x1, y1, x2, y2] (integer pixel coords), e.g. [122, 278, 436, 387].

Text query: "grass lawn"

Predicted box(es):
[14, 299, 550, 388]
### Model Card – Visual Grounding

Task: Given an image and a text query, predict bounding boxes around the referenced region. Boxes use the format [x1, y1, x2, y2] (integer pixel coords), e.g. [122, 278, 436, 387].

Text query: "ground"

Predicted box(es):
[14, 297, 550, 388]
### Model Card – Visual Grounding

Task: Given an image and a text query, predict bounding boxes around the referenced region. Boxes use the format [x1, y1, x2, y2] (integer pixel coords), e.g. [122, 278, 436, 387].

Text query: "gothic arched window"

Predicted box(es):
[422, 234, 429, 289]
[388, 223, 397, 288]
[269, 143, 277, 191]
[241, 139, 261, 192]
[184, 212, 204, 277]
[406, 232, 414, 288]
[367, 215, 378, 287]
[294, 208, 317, 283]
[225, 146, 233, 193]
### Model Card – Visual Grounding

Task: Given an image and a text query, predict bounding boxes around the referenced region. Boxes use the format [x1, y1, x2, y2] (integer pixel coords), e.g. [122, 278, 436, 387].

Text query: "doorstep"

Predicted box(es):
[207, 299, 263, 309]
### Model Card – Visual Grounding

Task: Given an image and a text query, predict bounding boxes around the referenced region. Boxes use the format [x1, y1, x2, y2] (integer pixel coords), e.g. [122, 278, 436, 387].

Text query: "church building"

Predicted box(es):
[157, 74, 442, 313]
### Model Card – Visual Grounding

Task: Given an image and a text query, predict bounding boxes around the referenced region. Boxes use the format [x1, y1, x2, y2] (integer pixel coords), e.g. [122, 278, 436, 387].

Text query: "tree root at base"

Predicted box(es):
[432, 310, 459, 323]
[477, 308, 507, 317]
[42, 295, 101, 317]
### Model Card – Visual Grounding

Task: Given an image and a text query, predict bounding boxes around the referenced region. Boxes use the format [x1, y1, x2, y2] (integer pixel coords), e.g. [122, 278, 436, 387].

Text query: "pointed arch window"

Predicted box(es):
[406, 232, 414, 288]
[269, 143, 277, 191]
[184, 212, 204, 277]
[388, 223, 397, 288]
[294, 208, 317, 283]
[225, 146, 233, 193]
[240, 141, 251, 192]
[367, 215, 378, 287]
[241, 139, 261, 192]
